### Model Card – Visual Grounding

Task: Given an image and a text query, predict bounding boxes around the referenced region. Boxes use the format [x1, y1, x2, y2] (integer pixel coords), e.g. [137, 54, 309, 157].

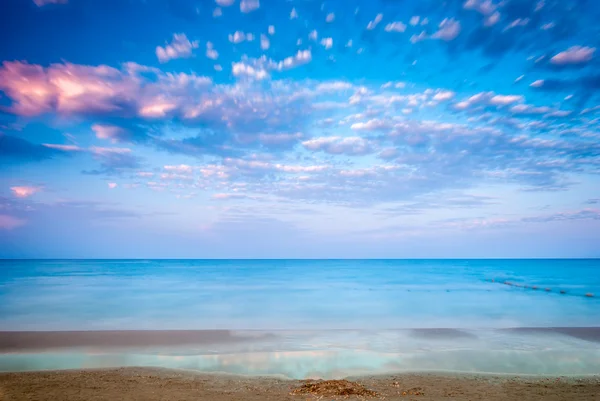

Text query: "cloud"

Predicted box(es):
[302, 136, 374, 156]
[0, 214, 26, 230]
[211, 193, 252, 200]
[550, 46, 596, 65]
[522, 209, 600, 223]
[232, 49, 312, 80]
[385, 22, 407, 33]
[10, 186, 41, 198]
[240, 0, 259, 13]
[206, 42, 219, 60]
[84, 147, 141, 175]
[435, 208, 600, 232]
[453, 91, 524, 110]
[315, 81, 352, 92]
[260, 34, 270, 50]
[164, 164, 194, 174]
[32, 0, 67, 6]
[215, 0, 234, 6]
[320, 38, 333, 50]
[489, 95, 523, 105]
[463, 0, 496, 16]
[108, 183, 117, 189]
[432, 90, 455, 101]
[228, 31, 254, 44]
[367, 14, 383, 30]
[231, 62, 269, 80]
[91, 124, 148, 143]
[530, 80, 544, 88]
[431, 18, 461, 41]
[156, 34, 199, 63]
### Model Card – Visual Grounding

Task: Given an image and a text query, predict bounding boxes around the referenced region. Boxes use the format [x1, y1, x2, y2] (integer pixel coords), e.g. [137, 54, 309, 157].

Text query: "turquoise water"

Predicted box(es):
[1, 259, 598, 330]
[1, 259, 599, 378]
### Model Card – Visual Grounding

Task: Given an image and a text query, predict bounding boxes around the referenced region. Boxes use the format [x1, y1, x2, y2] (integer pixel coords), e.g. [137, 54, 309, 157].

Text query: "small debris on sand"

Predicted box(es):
[392, 382, 425, 396]
[291, 379, 378, 397]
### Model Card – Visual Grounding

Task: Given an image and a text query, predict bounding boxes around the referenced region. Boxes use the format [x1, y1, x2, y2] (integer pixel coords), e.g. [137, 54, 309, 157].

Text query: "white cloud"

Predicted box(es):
[108, 182, 118, 189]
[302, 136, 372, 155]
[215, 0, 234, 6]
[326, 13, 335, 22]
[489, 94, 523, 105]
[385, 22, 407, 32]
[290, 8, 298, 19]
[320, 37, 333, 50]
[309, 30, 318, 40]
[541, 22, 555, 30]
[367, 13, 383, 30]
[410, 31, 428, 43]
[156, 34, 199, 63]
[260, 34, 270, 50]
[316, 81, 352, 92]
[206, 42, 219, 60]
[213, 8, 222, 17]
[350, 119, 392, 131]
[431, 18, 461, 41]
[232, 62, 269, 80]
[433, 90, 455, 101]
[530, 80, 544, 88]
[409, 16, 420, 26]
[228, 31, 254, 43]
[275, 49, 312, 70]
[268, 25, 275, 35]
[240, 0, 259, 13]
[550, 46, 596, 65]
[164, 164, 194, 174]
[463, 0, 497, 15]
[484, 11, 500, 26]
[504, 18, 529, 31]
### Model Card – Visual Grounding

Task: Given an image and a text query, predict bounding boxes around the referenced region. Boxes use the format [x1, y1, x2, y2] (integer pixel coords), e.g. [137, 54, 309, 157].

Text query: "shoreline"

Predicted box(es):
[1, 327, 599, 351]
[1, 367, 598, 400]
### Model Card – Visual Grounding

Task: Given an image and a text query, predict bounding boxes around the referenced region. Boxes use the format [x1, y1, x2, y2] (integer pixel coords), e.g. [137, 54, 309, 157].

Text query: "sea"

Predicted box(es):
[0, 259, 599, 378]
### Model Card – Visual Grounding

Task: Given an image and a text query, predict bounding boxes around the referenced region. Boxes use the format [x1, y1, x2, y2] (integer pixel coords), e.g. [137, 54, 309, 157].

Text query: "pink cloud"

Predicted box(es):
[10, 186, 41, 198]
[108, 183, 118, 189]
[0, 215, 26, 230]
[0, 61, 211, 119]
[550, 46, 596, 65]
[92, 124, 128, 143]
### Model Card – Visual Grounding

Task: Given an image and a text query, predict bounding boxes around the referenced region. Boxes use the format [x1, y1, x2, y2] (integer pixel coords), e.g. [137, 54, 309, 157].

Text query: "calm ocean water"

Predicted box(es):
[1, 259, 599, 377]
[1, 259, 599, 330]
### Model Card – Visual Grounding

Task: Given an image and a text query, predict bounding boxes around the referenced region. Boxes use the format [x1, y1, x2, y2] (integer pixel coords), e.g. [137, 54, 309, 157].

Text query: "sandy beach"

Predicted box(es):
[1, 367, 599, 401]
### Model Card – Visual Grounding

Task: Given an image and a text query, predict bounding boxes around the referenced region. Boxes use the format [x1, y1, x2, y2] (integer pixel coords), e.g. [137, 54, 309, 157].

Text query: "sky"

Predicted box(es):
[0, 0, 599, 258]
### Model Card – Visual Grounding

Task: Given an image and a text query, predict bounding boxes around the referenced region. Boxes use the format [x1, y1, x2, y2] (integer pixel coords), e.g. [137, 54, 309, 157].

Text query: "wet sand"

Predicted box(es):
[0, 330, 272, 352]
[1, 367, 599, 401]
[2, 327, 600, 351]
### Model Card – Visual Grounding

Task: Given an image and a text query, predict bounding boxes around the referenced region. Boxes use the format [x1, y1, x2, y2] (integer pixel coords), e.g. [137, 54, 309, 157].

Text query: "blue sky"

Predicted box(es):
[0, 0, 599, 258]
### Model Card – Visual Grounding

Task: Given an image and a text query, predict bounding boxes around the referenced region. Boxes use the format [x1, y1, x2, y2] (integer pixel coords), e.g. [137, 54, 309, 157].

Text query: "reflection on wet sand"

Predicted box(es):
[1, 328, 600, 379]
